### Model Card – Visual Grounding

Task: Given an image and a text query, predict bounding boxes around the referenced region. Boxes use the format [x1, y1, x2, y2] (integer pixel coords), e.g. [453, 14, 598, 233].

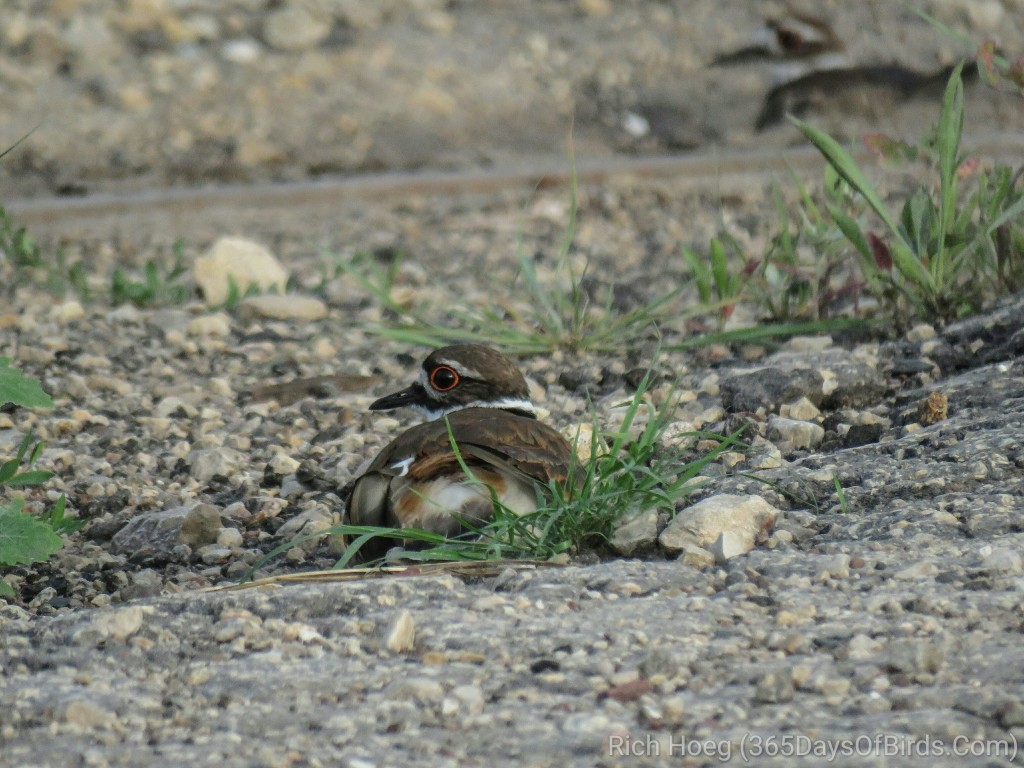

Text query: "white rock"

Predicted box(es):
[659, 494, 779, 559]
[264, 5, 332, 51]
[276, 507, 333, 542]
[609, 508, 659, 556]
[239, 294, 327, 321]
[55, 300, 86, 323]
[63, 699, 115, 729]
[767, 416, 825, 450]
[268, 453, 302, 475]
[89, 605, 145, 641]
[906, 323, 936, 343]
[187, 312, 232, 337]
[384, 610, 416, 652]
[221, 38, 261, 63]
[983, 547, 1023, 574]
[194, 237, 289, 306]
[782, 335, 833, 353]
[446, 684, 485, 715]
[188, 447, 243, 483]
[966, 0, 1004, 32]
[216, 527, 244, 548]
[780, 396, 821, 421]
[708, 530, 751, 563]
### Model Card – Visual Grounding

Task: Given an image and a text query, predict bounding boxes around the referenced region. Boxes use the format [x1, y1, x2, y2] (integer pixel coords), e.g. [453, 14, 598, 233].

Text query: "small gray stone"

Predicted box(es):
[111, 502, 208, 555]
[188, 447, 243, 483]
[390, 675, 441, 702]
[885, 640, 944, 675]
[998, 701, 1024, 728]
[63, 699, 115, 729]
[276, 507, 334, 552]
[238, 294, 328, 321]
[982, 547, 1023, 574]
[119, 568, 164, 600]
[767, 416, 825, 450]
[820, 359, 886, 408]
[447, 684, 485, 715]
[638, 648, 680, 680]
[755, 671, 795, 703]
[180, 503, 223, 547]
[263, 5, 332, 51]
[609, 508, 659, 556]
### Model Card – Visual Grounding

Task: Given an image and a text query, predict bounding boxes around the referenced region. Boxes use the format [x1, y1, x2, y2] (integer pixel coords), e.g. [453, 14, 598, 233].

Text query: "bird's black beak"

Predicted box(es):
[369, 385, 420, 411]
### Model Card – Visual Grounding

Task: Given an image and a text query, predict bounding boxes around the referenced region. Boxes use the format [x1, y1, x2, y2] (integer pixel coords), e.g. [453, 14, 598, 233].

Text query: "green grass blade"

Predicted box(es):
[791, 116, 906, 240]
[934, 63, 965, 287]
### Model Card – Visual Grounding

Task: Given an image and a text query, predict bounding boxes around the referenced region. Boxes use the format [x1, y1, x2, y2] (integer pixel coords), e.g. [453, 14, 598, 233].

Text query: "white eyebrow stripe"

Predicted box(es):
[389, 456, 415, 476]
[420, 397, 537, 420]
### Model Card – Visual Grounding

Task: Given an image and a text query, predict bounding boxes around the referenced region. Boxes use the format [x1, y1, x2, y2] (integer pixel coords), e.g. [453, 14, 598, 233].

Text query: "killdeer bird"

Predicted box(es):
[345, 344, 573, 557]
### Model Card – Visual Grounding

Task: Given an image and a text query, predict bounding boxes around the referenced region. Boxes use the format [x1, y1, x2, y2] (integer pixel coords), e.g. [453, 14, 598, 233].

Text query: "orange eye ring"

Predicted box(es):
[429, 365, 460, 392]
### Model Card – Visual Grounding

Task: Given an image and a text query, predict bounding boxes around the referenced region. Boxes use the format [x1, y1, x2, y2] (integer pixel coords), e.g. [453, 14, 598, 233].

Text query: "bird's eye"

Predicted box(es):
[429, 365, 460, 391]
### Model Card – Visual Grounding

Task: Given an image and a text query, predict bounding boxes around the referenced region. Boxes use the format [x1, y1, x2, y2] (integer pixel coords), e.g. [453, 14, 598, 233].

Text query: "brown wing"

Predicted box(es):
[363, 408, 571, 483]
[347, 408, 572, 530]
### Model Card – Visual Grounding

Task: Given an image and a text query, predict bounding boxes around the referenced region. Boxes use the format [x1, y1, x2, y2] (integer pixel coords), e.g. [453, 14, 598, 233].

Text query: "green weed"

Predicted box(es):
[0, 360, 76, 597]
[111, 240, 192, 307]
[792, 64, 1024, 323]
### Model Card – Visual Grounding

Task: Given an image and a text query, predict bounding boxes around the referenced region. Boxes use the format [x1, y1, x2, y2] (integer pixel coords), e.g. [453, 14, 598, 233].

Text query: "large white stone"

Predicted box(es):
[659, 494, 779, 561]
[194, 237, 289, 306]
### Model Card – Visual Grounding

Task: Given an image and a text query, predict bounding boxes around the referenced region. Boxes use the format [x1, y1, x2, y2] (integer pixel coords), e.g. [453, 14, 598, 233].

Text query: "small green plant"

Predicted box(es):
[751, 182, 864, 321]
[0, 359, 77, 598]
[792, 64, 1024, 323]
[328, 146, 684, 354]
[111, 240, 192, 307]
[681, 232, 753, 329]
[0, 207, 43, 269]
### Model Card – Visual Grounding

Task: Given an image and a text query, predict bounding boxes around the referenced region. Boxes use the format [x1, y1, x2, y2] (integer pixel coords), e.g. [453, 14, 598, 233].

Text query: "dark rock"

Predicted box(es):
[720, 367, 824, 413]
[841, 423, 884, 447]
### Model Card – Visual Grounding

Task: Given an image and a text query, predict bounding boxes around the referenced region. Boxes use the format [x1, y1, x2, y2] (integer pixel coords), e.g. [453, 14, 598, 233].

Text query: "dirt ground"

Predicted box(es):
[3, 0, 1023, 202]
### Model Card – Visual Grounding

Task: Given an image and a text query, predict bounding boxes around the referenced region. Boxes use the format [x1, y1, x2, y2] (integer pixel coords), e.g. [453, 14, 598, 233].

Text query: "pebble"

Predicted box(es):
[885, 640, 945, 676]
[263, 5, 333, 51]
[275, 507, 334, 550]
[239, 294, 328, 321]
[608, 508, 659, 556]
[982, 547, 1023, 574]
[754, 670, 795, 703]
[63, 699, 115, 730]
[906, 323, 936, 342]
[187, 313, 232, 337]
[779, 396, 821, 421]
[383, 610, 415, 652]
[444, 684, 485, 716]
[221, 38, 261, 63]
[111, 502, 209, 555]
[390, 676, 442, 705]
[767, 415, 825, 450]
[55, 300, 86, 323]
[187, 447, 243, 483]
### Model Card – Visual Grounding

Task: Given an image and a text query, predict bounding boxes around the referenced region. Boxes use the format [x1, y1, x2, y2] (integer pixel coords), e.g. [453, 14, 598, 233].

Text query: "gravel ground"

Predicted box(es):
[3, 2, 1024, 767]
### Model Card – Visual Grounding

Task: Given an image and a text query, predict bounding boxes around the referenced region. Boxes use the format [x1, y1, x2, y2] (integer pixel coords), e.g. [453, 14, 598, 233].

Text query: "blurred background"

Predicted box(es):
[3, 0, 1022, 200]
